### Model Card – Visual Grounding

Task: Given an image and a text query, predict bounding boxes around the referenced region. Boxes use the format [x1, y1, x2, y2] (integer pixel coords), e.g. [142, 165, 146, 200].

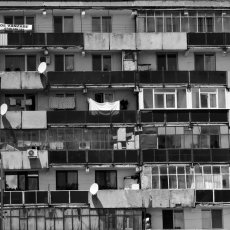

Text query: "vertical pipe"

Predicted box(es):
[1, 157, 4, 230]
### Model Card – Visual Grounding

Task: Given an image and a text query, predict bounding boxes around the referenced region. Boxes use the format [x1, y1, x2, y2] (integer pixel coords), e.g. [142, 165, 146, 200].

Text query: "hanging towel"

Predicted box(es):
[88, 98, 120, 115]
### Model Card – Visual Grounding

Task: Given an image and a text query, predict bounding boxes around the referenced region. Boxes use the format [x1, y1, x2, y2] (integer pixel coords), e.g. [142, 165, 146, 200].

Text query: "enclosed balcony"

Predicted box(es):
[0, 33, 83, 47]
[49, 150, 139, 165]
[188, 33, 230, 46]
[2, 190, 88, 206]
[47, 110, 137, 125]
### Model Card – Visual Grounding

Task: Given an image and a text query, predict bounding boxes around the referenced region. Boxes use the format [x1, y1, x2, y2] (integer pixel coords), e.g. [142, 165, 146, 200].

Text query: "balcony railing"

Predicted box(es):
[2, 190, 88, 205]
[196, 189, 230, 203]
[47, 71, 227, 87]
[49, 150, 139, 164]
[140, 110, 228, 123]
[188, 33, 230, 46]
[2, 33, 83, 47]
[47, 110, 137, 124]
[142, 148, 230, 163]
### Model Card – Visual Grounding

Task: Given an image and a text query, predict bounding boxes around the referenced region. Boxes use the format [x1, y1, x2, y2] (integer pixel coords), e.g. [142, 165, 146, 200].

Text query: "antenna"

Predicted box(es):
[0, 103, 8, 116]
[89, 183, 99, 195]
[38, 62, 47, 74]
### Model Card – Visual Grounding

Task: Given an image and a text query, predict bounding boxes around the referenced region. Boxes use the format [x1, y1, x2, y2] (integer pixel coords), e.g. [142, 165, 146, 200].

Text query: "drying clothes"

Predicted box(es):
[88, 98, 120, 115]
[49, 97, 75, 109]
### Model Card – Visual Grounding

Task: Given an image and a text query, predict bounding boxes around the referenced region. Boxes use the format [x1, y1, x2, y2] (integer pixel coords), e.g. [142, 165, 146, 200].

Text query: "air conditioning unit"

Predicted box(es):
[79, 141, 90, 150]
[27, 149, 38, 158]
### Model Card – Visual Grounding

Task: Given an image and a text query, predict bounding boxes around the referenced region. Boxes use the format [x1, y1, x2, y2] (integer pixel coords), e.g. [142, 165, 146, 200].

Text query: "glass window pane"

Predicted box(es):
[213, 175, 222, 188]
[155, 94, 164, 108]
[67, 172, 78, 190]
[5, 55, 25, 71]
[198, 17, 205, 32]
[152, 175, 159, 189]
[166, 94, 175, 108]
[212, 210, 223, 228]
[4, 16, 13, 24]
[64, 16, 73, 33]
[102, 17, 111, 33]
[177, 89, 186, 108]
[169, 175, 177, 189]
[200, 94, 208, 108]
[165, 17, 172, 32]
[223, 17, 230, 32]
[156, 17, 163, 32]
[56, 172, 66, 190]
[143, 89, 153, 108]
[54, 16, 62, 33]
[15, 16, 24, 24]
[27, 55, 36, 71]
[92, 17, 101, 32]
[178, 175, 186, 189]
[28, 177, 38, 190]
[18, 174, 26, 190]
[92, 55, 102, 71]
[174, 211, 184, 229]
[210, 94, 217, 108]
[65, 55, 74, 71]
[206, 17, 214, 32]
[137, 17, 145, 32]
[181, 17, 189, 32]
[26, 17, 34, 32]
[103, 55, 111, 71]
[147, 17, 155, 32]
[204, 175, 213, 189]
[195, 55, 204, 70]
[195, 175, 203, 189]
[55, 55, 64, 71]
[205, 54, 215, 71]
[167, 54, 177, 70]
[222, 175, 229, 188]
[160, 175, 168, 189]
[172, 17, 180, 32]
[157, 54, 166, 71]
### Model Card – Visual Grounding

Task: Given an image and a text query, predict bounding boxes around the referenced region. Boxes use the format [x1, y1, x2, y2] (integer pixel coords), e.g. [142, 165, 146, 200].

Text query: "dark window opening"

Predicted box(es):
[56, 171, 78, 190]
[95, 170, 117, 189]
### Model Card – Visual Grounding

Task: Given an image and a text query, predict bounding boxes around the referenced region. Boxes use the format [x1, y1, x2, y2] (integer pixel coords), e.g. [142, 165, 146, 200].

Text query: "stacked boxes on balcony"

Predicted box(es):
[1, 0, 230, 229]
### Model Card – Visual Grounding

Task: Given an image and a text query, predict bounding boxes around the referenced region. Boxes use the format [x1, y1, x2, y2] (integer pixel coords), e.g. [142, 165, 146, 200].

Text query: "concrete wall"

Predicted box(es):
[39, 167, 136, 190]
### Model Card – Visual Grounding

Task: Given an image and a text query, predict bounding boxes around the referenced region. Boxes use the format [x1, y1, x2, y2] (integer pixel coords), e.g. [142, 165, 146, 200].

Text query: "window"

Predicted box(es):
[55, 55, 74, 71]
[92, 16, 111, 32]
[143, 88, 187, 109]
[92, 55, 111, 71]
[4, 16, 34, 32]
[192, 88, 225, 109]
[5, 94, 35, 111]
[53, 16, 73, 33]
[95, 93, 113, 103]
[5, 171, 38, 191]
[5, 55, 36, 71]
[157, 53, 177, 71]
[95, 170, 117, 189]
[56, 171, 78, 190]
[202, 209, 223, 229]
[199, 88, 217, 108]
[195, 54, 216, 71]
[162, 210, 184, 229]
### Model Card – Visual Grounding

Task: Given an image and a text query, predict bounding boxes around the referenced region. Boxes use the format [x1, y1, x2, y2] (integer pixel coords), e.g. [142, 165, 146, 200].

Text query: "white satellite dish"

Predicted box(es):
[0, 103, 8, 116]
[90, 183, 99, 195]
[38, 62, 47, 74]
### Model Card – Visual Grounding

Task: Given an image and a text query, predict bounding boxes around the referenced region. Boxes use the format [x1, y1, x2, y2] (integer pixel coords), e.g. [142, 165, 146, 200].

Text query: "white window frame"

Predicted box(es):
[154, 89, 177, 109]
[199, 88, 218, 109]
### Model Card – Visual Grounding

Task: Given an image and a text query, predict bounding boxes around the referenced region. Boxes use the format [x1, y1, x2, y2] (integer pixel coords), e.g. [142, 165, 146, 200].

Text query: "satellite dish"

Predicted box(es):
[0, 103, 8, 116]
[90, 183, 99, 195]
[38, 62, 47, 74]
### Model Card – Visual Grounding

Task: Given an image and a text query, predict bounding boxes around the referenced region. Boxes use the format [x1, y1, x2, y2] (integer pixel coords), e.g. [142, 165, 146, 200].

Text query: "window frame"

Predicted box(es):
[5, 54, 37, 72]
[5, 171, 39, 191]
[54, 54, 74, 71]
[53, 16, 74, 33]
[202, 209, 223, 229]
[92, 54, 112, 71]
[199, 88, 218, 109]
[162, 209, 184, 229]
[92, 16, 112, 33]
[95, 170, 117, 190]
[56, 170, 78, 190]
[194, 53, 216, 71]
[157, 53, 178, 71]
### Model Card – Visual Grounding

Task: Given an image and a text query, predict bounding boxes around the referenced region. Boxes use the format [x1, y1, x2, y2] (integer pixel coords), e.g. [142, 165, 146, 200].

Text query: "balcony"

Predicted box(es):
[142, 148, 230, 163]
[0, 111, 47, 129]
[49, 150, 139, 165]
[1, 150, 49, 169]
[89, 189, 195, 208]
[48, 71, 226, 88]
[188, 33, 230, 46]
[0, 33, 83, 47]
[2, 190, 88, 206]
[47, 110, 137, 124]
[0, 71, 45, 90]
[48, 71, 136, 87]
[140, 110, 228, 123]
[196, 189, 230, 203]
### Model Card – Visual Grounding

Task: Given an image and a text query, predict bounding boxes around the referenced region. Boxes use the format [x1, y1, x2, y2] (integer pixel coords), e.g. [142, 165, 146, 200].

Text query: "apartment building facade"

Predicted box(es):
[0, 0, 230, 230]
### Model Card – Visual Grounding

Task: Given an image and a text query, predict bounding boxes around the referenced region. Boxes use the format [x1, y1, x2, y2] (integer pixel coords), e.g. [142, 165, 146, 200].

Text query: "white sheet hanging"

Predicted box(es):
[88, 98, 120, 115]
